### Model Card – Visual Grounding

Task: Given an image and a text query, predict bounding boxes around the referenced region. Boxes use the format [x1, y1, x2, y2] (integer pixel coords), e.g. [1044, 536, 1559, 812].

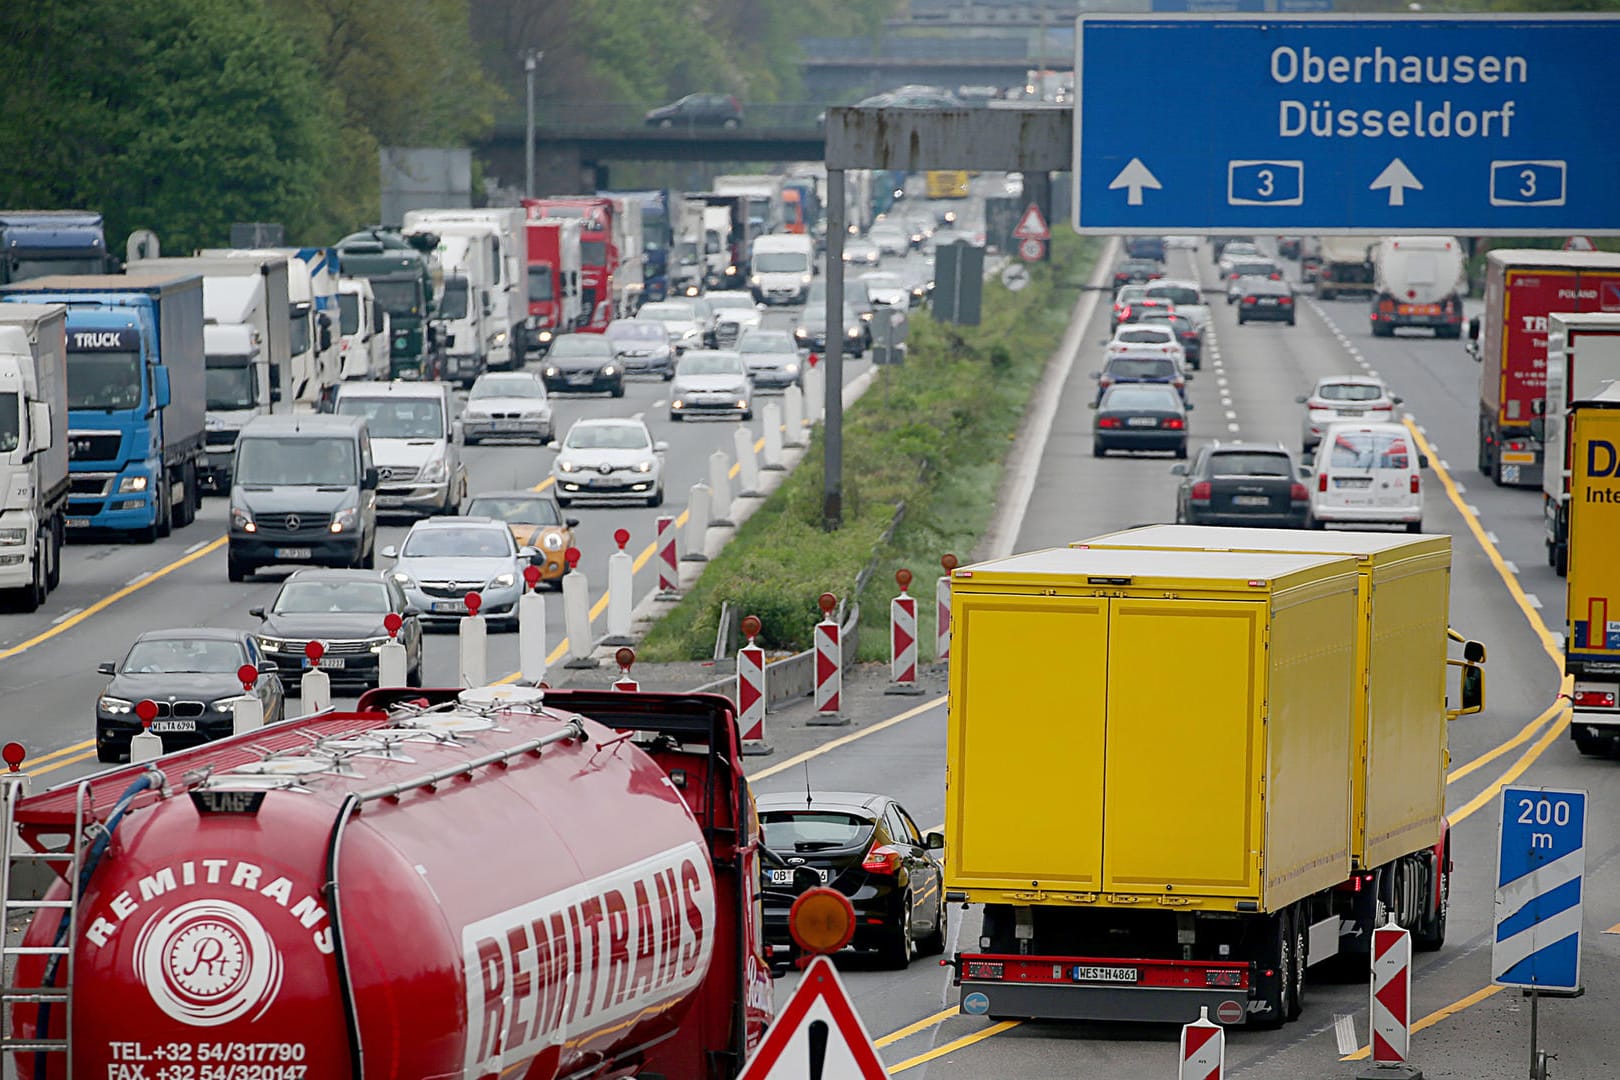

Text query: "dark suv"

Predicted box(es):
[644, 93, 743, 129]
[1172, 442, 1310, 528]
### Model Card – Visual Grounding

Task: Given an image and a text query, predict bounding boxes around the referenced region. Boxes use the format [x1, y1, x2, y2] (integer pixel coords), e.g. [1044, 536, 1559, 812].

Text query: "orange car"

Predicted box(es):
[463, 491, 577, 586]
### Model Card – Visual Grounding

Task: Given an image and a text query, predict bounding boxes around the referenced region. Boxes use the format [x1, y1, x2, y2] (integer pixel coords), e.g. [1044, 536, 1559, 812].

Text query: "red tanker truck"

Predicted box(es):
[0, 687, 777, 1079]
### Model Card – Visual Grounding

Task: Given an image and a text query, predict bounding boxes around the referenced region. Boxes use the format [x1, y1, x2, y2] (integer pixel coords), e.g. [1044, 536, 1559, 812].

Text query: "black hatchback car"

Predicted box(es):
[1236, 278, 1297, 325]
[95, 628, 284, 762]
[250, 569, 424, 690]
[757, 791, 946, 968]
[644, 93, 743, 128]
[1173, 442, 1310, 528]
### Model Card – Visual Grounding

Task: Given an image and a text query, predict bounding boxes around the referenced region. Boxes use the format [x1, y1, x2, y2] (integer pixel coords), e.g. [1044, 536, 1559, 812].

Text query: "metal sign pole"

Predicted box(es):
[823, 169, 846, 531]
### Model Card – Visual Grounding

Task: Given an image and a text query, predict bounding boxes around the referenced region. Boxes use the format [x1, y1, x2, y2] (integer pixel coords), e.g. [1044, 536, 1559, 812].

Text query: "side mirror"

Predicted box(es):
[152, 366, 172, 410]
[792, 866, 822, 892]
[1464, 639, 1487, 664]
[1461, 664, 1484, 712]
[1170, 463, 1188, 475]
[1392, 395, 1404, 405]
[1087, 401, 1098, 410]
[402, 606, 422, 619]
[565, 517, 580, 528]
[248, 606, 266, 620]
[1184, 373, 1195, 381]
[28, 400, 52, 454]
[924, 831, 945, 851]
[97, 661, 116, 676]
[380, 545, 398, 559]
[1418, 454, 1430, 469]
[1089, 371, 1100, 380]
[363, 466, 380, 490]
[1295, 394, 1308, 404]
[653, 440, 669, 453]
[258, 659, 278, 674]
[1185, 402, 1195, 411]
[1467, 315, 1481, 339]
[271, 386, 283, 403]
[1298, 465, 1313, 481]
[319, 321, 333, 352]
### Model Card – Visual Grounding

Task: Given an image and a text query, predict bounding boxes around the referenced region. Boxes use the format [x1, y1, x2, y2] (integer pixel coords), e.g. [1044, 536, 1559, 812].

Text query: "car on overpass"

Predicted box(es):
[644, 93, 743, 129]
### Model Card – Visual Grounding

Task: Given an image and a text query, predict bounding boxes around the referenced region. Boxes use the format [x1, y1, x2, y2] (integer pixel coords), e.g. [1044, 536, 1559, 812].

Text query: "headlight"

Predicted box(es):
[685, 285, 699, 296]
[545, 366, 559, 377]
[492, 330, 508, 347]
[491, 572, 515, 588]
[419, 459, 449, 483]
[725, 265, 738, 276]
[538, 329, 554, 343]
[211, 695, 249, 713]
[521, 410, 549, 421]
[391, 571, 415, 587]
[558, 459, 577, 473]
[736, 399, 748, 409]
[682, 328, 700, 341]
[602, 364, 617, 376]
[367, 636, 392, 654]
[846, 326, 861, 338]
[801, 274, 813, 286]
[98, 696, 133, 715]
[258, 637, 288, 652]
[231, 506, 255, 532]
[330, 506, 360, 534]
[542, 532, 564, 551]
[118, 475, 149, 493]
[0, 528, 26, 546]
[785, 362, 799, 374]
[749, 275, 761, 286]
[860, 311, 874, 321]
[794, 328, 809, 339]
[636, 459, 655, 473]
[672, 399, 685, 410]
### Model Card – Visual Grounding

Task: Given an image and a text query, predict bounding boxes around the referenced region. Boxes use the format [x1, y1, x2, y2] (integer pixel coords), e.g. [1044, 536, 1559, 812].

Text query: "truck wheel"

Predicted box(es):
[156, 477, 173, 539]
[18, 537, 46, 612]
[1554, 543, 1568, 577]
[1286, 907, 1306, 1020]
[879, 893, 915, 969]
[1254, 914, 1291, 1029]
[44, 519, 61, 591]
[1413, 848, 1450, 952]
[227, 556, 251, 583]
[1573, 730, 1611, 757]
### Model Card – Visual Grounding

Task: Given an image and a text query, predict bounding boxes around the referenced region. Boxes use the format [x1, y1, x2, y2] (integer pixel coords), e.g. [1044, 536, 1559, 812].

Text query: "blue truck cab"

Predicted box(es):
[0, 210, 112, 284]
[600, 190, 671, 302]
[0, 273, 207, 541]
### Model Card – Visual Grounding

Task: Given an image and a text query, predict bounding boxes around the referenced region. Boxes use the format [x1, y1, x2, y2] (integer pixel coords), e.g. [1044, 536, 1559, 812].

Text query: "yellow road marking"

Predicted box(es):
[1448, 697, 1565, 785]
[29, 750, 98, 778]
[1341, 984, 1504, 1061]
[1450, 703, 1571, 825]
[528, 476, 556, 493]
[873, 1007, 959, 1050]
[1605, 922, 1620, 935]
[888, 1021, 1021, 1073]
[0, 536, 229, 663]
[20, 741, 98, 768]
[753, 697, 945, 781]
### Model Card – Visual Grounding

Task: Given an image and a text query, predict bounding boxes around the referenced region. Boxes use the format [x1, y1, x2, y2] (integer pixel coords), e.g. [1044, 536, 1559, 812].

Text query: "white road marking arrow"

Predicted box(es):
[1369, 158, 1423, 206]
[1108, 158, 1161, 206]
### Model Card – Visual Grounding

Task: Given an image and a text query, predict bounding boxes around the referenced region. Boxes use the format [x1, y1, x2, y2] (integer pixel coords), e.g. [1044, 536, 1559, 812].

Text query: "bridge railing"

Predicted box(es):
[497, 103, 829, 134]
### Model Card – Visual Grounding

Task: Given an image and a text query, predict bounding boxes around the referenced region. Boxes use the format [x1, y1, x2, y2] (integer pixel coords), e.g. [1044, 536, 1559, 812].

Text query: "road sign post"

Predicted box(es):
[1494, 785, 1588, 1079]
[1073, 15, 1620, 235]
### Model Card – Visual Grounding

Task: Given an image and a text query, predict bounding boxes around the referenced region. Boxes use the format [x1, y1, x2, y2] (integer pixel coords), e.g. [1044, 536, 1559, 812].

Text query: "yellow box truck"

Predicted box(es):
[945, 544, 1482, 1029]
[1565, 382, 1620, 754]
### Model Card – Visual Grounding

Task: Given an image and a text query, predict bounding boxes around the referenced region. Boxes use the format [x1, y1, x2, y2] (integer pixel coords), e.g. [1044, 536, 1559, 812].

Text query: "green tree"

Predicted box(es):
[0, 0, 341, 251]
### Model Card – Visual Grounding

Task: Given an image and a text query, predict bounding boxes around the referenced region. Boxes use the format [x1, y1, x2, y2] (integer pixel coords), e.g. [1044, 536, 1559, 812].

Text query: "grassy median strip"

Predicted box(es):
[639, 233, 1099, 659]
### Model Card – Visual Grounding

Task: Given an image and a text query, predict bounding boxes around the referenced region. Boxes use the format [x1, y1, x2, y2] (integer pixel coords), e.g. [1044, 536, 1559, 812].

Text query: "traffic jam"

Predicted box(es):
[3, 9, 1620, 1080]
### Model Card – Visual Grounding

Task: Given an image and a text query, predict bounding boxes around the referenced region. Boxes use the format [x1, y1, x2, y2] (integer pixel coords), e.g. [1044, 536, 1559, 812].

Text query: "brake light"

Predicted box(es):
[1290, 482, 1309, 501]
[1190, 481, 1212, 501]
[1098, 416, 1121, 428]
[1279, 296, 1293, 305]
[966, 960, 1005, 980]
[1380, 298, 1397, 312]
[1206, 970, 1244, 988]
[1507, 440, 1527, 451]
[862, 845, 903, 874]
[1244, 295, 1257, 304]
[1411, 474, 1421, 494]
[1318, 472, 1328, 492]
[1574, 689, 1618, 708]
[1270, 272, 1282, 280]
[1161, 417, 1185, 430]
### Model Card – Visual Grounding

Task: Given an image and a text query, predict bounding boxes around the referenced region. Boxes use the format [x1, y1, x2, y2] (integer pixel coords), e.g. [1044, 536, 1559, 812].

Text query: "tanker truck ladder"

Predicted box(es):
[0, 776, 91, 1070]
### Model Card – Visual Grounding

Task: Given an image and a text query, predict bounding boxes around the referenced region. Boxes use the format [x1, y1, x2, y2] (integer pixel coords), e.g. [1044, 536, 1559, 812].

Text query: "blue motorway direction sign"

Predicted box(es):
[1492, 786, 1587, 992]
[1072, 16, 1620, 235]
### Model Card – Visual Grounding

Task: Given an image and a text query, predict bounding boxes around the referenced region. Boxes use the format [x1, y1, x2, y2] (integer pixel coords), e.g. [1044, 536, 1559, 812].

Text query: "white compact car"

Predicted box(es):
[1307, 421, 1425, 532]
[1107, 323, 1186, 366]
[551, 417, 668, 508]
[1297, 375, 1400, 452]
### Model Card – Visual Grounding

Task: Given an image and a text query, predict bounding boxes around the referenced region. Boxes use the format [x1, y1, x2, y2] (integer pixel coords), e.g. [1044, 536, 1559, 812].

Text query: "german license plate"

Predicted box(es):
[568, 375, 593, 385]
[1127, 416, 1158, 427]
[495, 420, 525, 432]
[1501, 450, 1536, 464]
[768, 868, 829, 885]
[66, 518, 90, 529]
[1335, 477, 1372, 488]
[432, 600, 468, 615]
[1071, 965, 1138, 983]
[1233, 495, 1270, 507]
[318, 657, 346, 670]
[1256, 298, 1278, 306]
[274, 547, 312, 560]
[1337, 409, 1365, 418]
[1398, 303, 1441, 316]
[151, 720, 196, 733]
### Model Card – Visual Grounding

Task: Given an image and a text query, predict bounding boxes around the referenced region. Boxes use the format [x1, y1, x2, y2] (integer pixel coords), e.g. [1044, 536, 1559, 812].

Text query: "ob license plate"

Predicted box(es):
[274, 547, 312, 560]
[1126, 416, 1158, 427]
[768, 868, 830, 885]
[432, 600, 468, 615]
[151, 720, 196, 733]
[65, 518, 90, 529]
[317, 657, 346, 670]
[1071, 965, 1139, 984]
[1232, 495, 1270, 507]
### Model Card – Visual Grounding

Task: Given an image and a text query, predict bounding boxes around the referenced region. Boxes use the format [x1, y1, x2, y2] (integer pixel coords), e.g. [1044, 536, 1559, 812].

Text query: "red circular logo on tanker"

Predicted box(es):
[1216, 999, 1245, 1025]
[135, 900, 283, 1027]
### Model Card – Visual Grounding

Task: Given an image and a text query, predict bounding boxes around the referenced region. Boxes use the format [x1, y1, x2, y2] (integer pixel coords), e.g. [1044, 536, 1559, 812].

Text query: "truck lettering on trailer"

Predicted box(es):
[462, 842, 715, 1075]
[82, 859, 334, 956]
[69, 329, 140, 351]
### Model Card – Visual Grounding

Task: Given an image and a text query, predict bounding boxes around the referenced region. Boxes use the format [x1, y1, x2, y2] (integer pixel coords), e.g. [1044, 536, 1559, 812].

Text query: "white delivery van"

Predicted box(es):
[1308, 420, 1427, 532]
[748, 234, 814, 305]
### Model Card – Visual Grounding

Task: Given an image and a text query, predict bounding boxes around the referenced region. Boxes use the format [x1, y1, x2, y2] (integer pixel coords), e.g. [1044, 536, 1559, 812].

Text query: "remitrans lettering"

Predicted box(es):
[462, 843, 715, 1075]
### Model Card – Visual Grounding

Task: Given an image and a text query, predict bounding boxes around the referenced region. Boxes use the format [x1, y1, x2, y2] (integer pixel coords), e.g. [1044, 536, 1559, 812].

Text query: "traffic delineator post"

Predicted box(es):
[783, 385, 806, 447]
[935, 553, 958, 666]
[612, 647, 639, 692]
[737, 615, 770, 755]
[1179, 1006, 1225, 1080]
[683, 483, 711, 562]
[887, 569, 922, 695]
[762, 402, 785, 470]
[604, 528, 634, 645]
[804, 361, 825, 423]
[518, 566, 547, 685]
[734, 424, 763, 494]
[655, 514, 680, 596]
[708, 449, 734, 527]
[300, 641, 331, 711]
[232, 663, 264, 734]
[811, 592, 845, 725]
[129, 701, 163, 764]
[562, 547, 598, 669]
[378, 610, 409, 687]
[459, 591, 487, 688]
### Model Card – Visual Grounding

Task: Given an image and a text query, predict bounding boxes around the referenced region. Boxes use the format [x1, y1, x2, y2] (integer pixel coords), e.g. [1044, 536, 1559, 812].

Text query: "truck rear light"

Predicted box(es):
[1318, 472, 1328, 492]
[1206, 970, 1244, 988]
[966, 961, 1005, 979]
[1507, 440, 1527, 451]
[1574, 689, 1617, 708]
[862, 845, 902, 874]
[1190, 481, 1212, 501]
[1410, 474, 1421, 494]
[1290, 482, 1309, 501]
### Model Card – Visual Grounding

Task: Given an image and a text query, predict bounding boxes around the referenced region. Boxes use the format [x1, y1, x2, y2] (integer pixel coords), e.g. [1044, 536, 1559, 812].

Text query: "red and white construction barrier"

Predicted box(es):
[1179, 1006, 1225, 1080]
[130, 701, 163, 763]
[936, 553, 958, 665]
[1371, 920, 1412, 1065]
[612, 647, 639, 692]
[811, 592, 843, 724]
[737, 615, 769, 755]
[655, 514, 679, 596]
[887, 569, 921, 695]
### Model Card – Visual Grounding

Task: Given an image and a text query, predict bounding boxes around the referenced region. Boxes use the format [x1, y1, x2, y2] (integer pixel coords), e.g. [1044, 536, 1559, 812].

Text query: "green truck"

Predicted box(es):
[333, 228, 445, 380]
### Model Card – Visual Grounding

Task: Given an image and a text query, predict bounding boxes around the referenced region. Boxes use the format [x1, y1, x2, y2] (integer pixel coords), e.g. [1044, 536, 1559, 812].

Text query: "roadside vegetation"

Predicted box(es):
[639, 232, 1099, 661]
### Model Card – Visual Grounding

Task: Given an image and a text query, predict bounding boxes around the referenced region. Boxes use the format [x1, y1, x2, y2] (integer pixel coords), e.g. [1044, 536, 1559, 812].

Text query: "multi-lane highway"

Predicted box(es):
[753, 242, 1618, 1077]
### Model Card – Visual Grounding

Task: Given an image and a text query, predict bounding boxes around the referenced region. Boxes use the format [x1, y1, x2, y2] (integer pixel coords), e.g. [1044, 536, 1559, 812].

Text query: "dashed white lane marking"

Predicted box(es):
[126, 571, 151, 587]
[1216, 377, 1229, 387]
[1227, 423, 1242, 432]
[1455, 483, 1467, 494]
[184, 540, 210, 555]
[1440, 460, 1451, 471]
[1487, 531, 1501, 544]
[51, 607, 84, 626]
[1226, 410, 1238, 420]
[1468, 504, 1482, 516]
[653, 399, 666, 408]
[1504, 560, 1520, 574]
[1526, 594, 1544, 610]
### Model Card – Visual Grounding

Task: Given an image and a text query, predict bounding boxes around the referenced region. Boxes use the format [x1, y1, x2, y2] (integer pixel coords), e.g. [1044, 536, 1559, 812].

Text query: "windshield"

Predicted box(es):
[861, 273, 902, 289]
[465, 496, 561, 525]
[678, 354, 742, 376]
[606, 321, 663, 342]
[13, 257, 102, 280]
[1329, 430, 1412, 470]
[1108, 357, 1176, 379]
[1146, 285, 1200, 305]
[1116, 284, 1147, 302]
[760, 811, 872, 851]
[550, 336, 611, 359]
[1318, 383, 1387, 403]
[288, 314, 311, 357]
[754, 252, 807, 273]
[440, 277, 470, 320]
[206, 363, 256, 410]
[676, 241, 700, 266]
[1232, 262, 1277, 278]
[1210, 453, 1292, 477]
[402, 527, 512, 558]
[337, 293, 360, 336]
[740, 333, 794, 354]
[564, 423, 649, 451]
[336, 396, 444, 439]
[371, 279, 423, 316]
[122, 638, 246, 675]
[639, 303, 695, 322]
[581, 241, 607, 266]
[235, 436, 357, 486]
[470, 375, 545, 400]
[274, 580, 391, 614]
[528, 266, 554, 302]
[642, 217, 666, 252]
[68, 351, 142, 410]
[1102, 386, 1179, 410]
[0, 392, 17, 452]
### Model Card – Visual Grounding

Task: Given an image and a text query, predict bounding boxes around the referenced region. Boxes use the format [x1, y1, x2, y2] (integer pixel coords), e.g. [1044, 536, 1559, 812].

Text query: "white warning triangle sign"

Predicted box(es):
[737, 956, 888, 1079]
[1012, 202, 1050, 241]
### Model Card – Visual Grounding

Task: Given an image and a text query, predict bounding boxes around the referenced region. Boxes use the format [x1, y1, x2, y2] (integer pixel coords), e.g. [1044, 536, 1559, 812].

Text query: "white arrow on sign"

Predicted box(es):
[1369, 158, 1423, 207]
[1108, 158, 1161, 206]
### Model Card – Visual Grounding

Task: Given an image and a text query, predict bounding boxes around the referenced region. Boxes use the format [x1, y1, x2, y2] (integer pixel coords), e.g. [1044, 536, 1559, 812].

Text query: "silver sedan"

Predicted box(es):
[461, 371, 553, 444]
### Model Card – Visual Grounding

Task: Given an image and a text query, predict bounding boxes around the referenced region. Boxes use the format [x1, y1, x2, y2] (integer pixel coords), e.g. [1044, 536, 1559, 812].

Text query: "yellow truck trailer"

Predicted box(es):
[945, 543, 1483, 1029]
[1565, 382, 1620, 754]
